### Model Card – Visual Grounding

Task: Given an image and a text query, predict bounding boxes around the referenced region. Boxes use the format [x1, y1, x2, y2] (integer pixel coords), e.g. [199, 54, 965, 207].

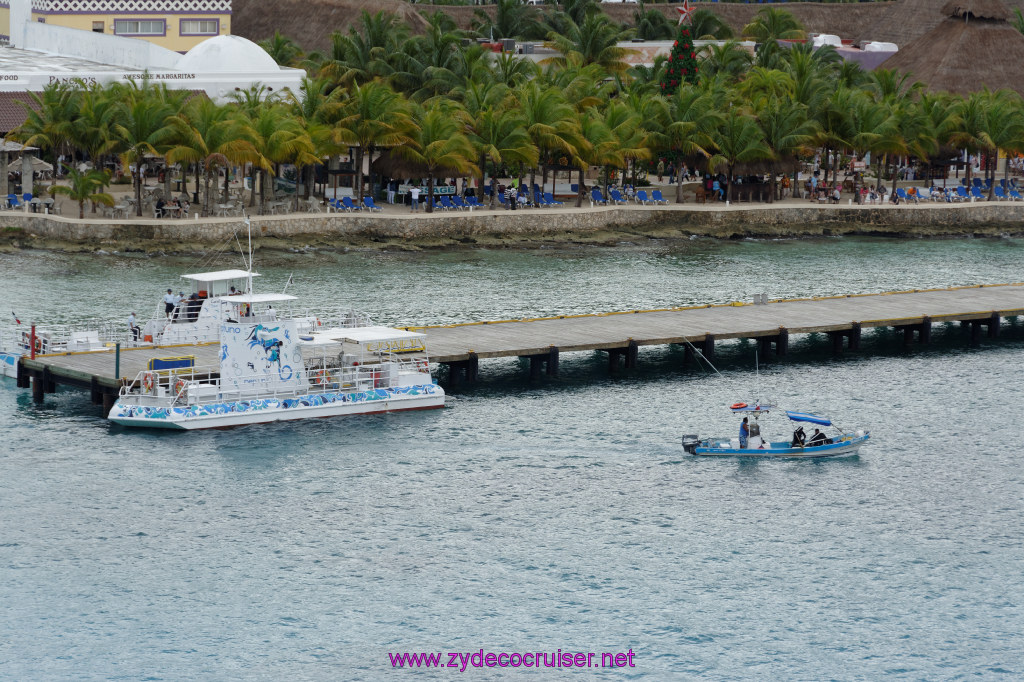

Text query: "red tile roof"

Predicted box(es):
[0, 92, 38, 135]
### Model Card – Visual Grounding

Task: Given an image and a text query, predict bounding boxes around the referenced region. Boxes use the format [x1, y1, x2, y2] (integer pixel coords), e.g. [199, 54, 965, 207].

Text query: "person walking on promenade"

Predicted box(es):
[409, 186, 420, 212]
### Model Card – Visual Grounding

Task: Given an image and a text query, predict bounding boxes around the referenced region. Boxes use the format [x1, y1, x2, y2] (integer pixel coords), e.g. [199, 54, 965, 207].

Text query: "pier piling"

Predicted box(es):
[702, 334, 715, 360]
[625, 340, 638, 369]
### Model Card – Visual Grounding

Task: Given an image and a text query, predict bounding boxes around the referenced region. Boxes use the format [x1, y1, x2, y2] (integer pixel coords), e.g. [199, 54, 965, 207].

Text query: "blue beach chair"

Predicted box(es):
[609, 189, 627, 205]
[341, 196, 361, 211]
[362, 196, 383, 212]
[970, 187, 986, 201]
[635, 190, 651, 205]
[590, 188, 607, 206]
[465, 195, 484, 209]
[439, 196, 456, 211]
[544, 192, 563, 207]
[651, 189, 669, 205]
[994, 187, 1009, 201]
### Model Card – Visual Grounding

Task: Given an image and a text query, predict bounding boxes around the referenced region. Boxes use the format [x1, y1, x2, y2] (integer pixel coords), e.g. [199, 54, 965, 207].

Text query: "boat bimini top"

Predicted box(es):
[785, 411, 833, 427]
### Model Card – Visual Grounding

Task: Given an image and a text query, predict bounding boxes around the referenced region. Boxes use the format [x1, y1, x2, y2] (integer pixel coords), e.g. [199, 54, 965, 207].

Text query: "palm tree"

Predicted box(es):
[164, 98, 255, 216]
[689, 8, 734, 41]
[544, 13, 635, 75]
[48, 165, 114, 219]
[258, 30, 303, 67]
[112, 92, 175, 216]
[697, 41, 752, 82]
[516, 82, 578, 201]
[741, 8, 806, 42]
[980, 91, 1024, 198]
[755, 99, 817, 202]
[661, 87, 719, 202]
[10, 81, 79, 188]
[321, 11, 407, 88]
[467, 106, 538, 209]
[473, 0, 543, 41]
[708, 109, 771, 204]
[632, 3, 675, 42]
[245, 103, 311, 213]
[397, 102, 478, 213]
[948, 92, 992, 192]
[331, 81, 413, 201]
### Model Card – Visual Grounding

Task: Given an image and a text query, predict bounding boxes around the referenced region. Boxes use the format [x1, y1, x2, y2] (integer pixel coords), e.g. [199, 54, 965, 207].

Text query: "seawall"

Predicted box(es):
[2, 203, 1023, 253]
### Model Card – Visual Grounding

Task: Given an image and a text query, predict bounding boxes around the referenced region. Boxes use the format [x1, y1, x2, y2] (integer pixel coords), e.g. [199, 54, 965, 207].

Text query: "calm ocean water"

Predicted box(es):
[2, 237, 1022, 680]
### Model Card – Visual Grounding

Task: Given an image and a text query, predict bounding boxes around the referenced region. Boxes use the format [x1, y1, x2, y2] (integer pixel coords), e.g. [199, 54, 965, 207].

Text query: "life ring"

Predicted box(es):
[316, 317, 322, 327]
[143, 372, 155, 392]
[311, 369, 327, 386]
[174, 378, 186, 395]
[417, 359, 428, 372]
[33, 338, 42, 354]
[731, 402, 748, 409]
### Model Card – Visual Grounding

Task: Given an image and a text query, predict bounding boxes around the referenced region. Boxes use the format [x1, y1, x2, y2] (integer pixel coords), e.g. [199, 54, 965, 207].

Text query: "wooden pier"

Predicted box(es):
[13, 283, 1024, 413]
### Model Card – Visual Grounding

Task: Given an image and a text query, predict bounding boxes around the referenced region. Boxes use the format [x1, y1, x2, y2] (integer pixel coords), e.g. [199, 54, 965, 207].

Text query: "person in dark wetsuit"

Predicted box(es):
[791, 426, 806, 447]
[808, 429, 829, 445]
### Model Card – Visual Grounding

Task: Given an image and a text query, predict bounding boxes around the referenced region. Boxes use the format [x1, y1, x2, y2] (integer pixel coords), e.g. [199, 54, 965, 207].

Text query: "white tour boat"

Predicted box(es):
[107, 319, 445, 429]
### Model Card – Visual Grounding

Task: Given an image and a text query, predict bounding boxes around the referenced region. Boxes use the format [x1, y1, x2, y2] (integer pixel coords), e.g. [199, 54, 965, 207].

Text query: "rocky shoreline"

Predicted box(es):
[2, 203, 1023, 254]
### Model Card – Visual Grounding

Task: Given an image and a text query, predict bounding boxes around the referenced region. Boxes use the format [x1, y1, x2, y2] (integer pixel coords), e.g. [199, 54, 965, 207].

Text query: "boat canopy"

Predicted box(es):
[786, 411, 832, 426]
[182, 269, 259, 282]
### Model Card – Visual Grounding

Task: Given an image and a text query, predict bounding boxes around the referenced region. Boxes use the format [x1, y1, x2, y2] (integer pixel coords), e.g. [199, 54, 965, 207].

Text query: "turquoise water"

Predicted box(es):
[2, 237, 1023, 679]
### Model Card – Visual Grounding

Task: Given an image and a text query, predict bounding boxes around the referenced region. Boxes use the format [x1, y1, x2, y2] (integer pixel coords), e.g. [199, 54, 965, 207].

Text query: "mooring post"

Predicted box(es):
[830, 331, 844, 354]
[31, 374, 44, 403]
[42, 365, 55, 393]
[102, 392, 116, 418]
[849, 323, 861, 351]
[30, 324, 36, 360]
[776, 327, 789, 356]
[970, 320, 982, 347]
[919, 316, 931, 344]
[683, 345, 695, 366]
[466, 351, 479, 382]
[758, 335, 772, 358]
[114, 342, 121, 380]
[607, 348, 621, 372]
[702, 334, 715, 360]
[546, 345, 559, 377]
[90, 376, 102, 405]
[902, 325, 914, 347]
[625, 339, 638, 369]
[988, 312, 1000, 338]
[15, 359, 29, 389]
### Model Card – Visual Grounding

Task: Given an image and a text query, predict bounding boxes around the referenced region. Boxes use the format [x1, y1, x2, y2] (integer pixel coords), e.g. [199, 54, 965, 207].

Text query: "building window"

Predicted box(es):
[180, 19, 218, 36]
[113, 19, 165, 36]
[92, 21, 105, 33]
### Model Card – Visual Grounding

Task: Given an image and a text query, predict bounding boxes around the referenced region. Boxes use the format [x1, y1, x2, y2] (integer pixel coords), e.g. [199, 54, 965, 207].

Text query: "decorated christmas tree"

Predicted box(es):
[660, 2, 699, 96]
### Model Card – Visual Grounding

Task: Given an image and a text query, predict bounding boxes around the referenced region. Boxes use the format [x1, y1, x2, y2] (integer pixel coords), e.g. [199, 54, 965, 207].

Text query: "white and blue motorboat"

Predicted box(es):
[682, 403, 869, 459]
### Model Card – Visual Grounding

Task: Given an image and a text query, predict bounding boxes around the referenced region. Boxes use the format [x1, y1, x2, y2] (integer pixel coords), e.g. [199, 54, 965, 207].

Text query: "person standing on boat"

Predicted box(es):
[128, 312, 140, 341]
[163, 289, 176, 318]
[739, 417, 749, 449]
[748, 418, 761, 448]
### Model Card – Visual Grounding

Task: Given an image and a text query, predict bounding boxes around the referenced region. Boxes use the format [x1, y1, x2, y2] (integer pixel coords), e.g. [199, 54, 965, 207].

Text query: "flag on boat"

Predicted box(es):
[11, 312, 20, 325]
[786, 411, 832, 426]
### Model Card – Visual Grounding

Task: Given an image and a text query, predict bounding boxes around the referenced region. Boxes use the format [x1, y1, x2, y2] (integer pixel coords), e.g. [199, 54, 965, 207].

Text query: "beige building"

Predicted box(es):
[1, 0, 231, 52]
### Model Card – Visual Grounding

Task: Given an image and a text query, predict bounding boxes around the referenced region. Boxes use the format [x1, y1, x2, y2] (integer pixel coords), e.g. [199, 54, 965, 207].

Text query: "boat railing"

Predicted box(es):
[120, 356, 432, 405]
[0, 319, 122, 355]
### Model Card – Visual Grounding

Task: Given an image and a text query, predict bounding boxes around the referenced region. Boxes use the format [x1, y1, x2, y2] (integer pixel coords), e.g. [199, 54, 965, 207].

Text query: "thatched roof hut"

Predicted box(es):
[232, 0, 431, 54]
[879, 0, 1024, 97]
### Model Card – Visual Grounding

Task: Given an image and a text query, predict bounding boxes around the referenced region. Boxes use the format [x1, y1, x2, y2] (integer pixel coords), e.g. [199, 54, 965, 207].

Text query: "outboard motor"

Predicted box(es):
[681, 434, 700, 454]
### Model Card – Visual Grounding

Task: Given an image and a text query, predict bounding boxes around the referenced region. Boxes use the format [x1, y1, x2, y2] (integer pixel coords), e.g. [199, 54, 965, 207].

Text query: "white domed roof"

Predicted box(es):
[177, 35, 281, 74]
